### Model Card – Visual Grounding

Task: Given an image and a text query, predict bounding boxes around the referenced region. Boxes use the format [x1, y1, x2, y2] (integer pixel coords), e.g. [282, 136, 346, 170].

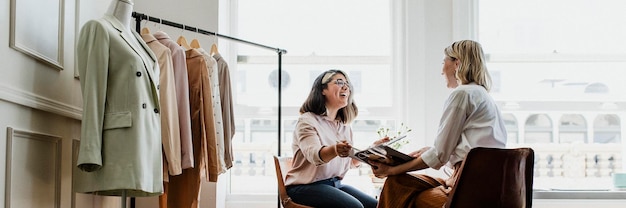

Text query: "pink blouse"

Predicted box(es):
[285, 112, 354, 186]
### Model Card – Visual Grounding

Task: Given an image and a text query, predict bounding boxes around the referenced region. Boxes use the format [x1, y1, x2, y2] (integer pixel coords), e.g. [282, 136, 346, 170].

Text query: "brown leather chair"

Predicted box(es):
[273, 156, 313, 208]
[444, 147, 535, 208]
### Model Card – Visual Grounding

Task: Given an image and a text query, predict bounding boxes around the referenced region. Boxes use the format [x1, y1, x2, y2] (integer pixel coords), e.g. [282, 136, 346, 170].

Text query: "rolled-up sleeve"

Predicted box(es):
[294, 116, 326, 166]
[421, 91, 468, 169]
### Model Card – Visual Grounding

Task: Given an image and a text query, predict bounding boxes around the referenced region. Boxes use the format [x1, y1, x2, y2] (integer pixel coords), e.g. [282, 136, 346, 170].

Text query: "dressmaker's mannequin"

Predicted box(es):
[75, 0, 163, 198]
[106, 0, 151, 65]
[107, 0, 133, 29]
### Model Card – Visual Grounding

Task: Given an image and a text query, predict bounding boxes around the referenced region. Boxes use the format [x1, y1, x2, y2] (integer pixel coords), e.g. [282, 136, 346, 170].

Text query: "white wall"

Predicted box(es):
[404, 0, 454, 149]
[0, 0, 82, 207]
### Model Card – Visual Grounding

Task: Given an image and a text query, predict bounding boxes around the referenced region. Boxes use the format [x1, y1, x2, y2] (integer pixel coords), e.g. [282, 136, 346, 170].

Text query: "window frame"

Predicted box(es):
[462, 0, 626, 199]
[224, 0, 405, 204]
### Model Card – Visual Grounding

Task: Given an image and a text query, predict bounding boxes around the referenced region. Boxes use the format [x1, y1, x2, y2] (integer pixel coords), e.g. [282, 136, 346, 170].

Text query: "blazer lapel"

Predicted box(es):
[132, 31, 161, 97]
[103, 15, 160, 106]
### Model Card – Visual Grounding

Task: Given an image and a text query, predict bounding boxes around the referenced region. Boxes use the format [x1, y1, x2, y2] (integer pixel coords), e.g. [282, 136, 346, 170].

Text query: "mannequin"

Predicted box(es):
[107, 0, 151, 65]
[75, 0, 163, 198]
[106, 0, 133, 29]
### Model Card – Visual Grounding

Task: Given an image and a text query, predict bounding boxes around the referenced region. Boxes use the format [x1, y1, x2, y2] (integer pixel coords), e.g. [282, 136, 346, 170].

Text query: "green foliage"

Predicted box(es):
[376, 123, 412, 149]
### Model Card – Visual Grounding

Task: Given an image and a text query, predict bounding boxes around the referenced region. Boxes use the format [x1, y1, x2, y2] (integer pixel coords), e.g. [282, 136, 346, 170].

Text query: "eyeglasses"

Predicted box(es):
[332, 79, 351, 88]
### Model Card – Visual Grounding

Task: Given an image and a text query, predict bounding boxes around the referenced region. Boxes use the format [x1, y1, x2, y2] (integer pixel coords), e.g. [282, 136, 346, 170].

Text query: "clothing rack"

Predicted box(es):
[132, 11, 287, 155]
[133, 12, 287, 54]
[131, 11, 287, 208]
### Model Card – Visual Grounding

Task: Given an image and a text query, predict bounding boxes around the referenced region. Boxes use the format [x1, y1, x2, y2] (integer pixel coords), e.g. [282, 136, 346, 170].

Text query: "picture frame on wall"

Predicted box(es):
[5, 127, 62, 208]
[9, 0, 65, 70]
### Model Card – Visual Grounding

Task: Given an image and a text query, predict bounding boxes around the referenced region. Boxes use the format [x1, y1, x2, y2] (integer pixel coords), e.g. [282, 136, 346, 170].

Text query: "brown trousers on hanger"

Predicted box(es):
[166, 121, 204, 208]
[159, 182, 168, 207]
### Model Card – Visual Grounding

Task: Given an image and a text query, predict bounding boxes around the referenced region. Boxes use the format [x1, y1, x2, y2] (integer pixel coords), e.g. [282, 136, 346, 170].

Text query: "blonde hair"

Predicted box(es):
[444, 40, 492, 92]
[300, 69, 358, 123]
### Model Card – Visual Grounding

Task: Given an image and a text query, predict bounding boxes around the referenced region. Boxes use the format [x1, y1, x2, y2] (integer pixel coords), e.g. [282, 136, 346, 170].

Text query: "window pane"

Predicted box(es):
[525, 114, 552, 128]
[524, 132, 552, 144]
[236, 0, 392, 109]
[237, 0, 391, 56]
[479, 0, 625, 191]
[230, 0, 394, 197]
[559, 114, 586, 128]
[502, 113, 518, 129]
[559, 132, 586, 144]
[559, 114, 586, 143]
[594, 114, 621, 144]
[479, 0, 626, 54]
[502, 113, 519, 144]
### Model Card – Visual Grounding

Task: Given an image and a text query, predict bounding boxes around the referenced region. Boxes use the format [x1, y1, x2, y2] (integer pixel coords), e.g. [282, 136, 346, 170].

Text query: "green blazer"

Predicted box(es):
[75, 14, 162, 197]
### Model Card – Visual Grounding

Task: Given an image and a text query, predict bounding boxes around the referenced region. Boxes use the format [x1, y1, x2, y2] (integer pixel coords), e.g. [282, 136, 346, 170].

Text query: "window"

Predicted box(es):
[524, 114, 553, 144]
[594, 114, 621, 144]
[478, 0, 625, 191]
[502, 113, 518, 144]
[228, 0, 395, 200]
[559, 114, 586, 143]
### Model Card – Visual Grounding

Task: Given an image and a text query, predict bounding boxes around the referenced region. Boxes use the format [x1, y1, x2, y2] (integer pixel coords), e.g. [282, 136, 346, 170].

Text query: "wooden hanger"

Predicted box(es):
[177, 36, 191, 50]
[210, 43, 218, 56]
[190, 39, 201, 49]
[141, 27, 151, 35]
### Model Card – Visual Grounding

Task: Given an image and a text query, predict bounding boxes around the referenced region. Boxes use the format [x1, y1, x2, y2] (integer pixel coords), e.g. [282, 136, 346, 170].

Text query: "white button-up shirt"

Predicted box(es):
[421, 83, 507, 169]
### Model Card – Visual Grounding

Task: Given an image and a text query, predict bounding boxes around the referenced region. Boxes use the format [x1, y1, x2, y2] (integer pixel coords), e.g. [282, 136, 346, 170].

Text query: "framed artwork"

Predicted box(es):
[9, 0, 65, 70]
[5, 127, 61, 208]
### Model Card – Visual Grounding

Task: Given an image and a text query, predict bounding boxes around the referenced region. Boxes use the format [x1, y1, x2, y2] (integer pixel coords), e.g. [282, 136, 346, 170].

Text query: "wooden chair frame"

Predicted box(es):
[273, 156, 313, 208]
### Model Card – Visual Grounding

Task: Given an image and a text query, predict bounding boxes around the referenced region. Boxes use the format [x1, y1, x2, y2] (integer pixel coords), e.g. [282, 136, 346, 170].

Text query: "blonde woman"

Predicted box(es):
[371, 40, 507, 207]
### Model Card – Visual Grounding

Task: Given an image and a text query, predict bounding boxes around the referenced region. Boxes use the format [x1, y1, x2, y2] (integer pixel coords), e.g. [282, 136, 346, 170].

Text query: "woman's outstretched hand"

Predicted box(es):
[372, 136, 390, 146]
[407, 146, 431, 158]
[335, 141, 352, 157]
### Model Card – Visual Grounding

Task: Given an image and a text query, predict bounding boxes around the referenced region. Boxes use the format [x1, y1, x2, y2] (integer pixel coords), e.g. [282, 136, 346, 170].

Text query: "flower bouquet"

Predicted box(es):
[376, 123, 412, 150]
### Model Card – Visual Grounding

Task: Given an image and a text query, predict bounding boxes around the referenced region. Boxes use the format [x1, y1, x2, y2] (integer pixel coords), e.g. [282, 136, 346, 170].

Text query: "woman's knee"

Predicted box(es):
[414, 186, 448, 208]
[288, 184, 366, 208]
[382, 174, 404, 187]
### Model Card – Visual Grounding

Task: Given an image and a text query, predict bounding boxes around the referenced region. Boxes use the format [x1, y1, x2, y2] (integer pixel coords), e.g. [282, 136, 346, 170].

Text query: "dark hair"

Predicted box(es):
[299, 69, 358, 123]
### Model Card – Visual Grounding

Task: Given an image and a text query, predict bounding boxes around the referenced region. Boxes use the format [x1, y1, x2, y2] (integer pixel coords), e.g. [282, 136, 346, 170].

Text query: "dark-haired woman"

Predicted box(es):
[285, 69, 378, 208]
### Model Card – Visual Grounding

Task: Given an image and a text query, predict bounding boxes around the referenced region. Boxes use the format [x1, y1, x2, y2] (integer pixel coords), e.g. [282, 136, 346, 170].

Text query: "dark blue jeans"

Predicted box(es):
[286, 177, 378, 208]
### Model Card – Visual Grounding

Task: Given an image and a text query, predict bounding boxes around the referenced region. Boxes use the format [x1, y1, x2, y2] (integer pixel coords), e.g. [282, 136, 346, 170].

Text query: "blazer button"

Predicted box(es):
[142, 103, 147, 109]
[157, 85, 160, 90]
[136, 71, 142, 77]
[154, 109, 159, 113]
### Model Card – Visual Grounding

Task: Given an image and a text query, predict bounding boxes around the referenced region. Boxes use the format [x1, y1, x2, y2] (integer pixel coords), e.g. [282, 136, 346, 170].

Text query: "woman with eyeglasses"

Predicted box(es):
[370, 40, 507, 208]
[284, 69, 379, 208]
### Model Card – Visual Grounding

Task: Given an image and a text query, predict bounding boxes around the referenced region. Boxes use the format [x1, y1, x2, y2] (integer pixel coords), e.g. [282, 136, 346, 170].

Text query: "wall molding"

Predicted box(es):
[5, 127, 62, 208]
[0, 84, 81, 120]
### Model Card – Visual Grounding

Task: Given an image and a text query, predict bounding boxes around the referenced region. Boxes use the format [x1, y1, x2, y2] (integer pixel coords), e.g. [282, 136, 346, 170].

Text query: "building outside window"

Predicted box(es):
[478, 0, 626, 191]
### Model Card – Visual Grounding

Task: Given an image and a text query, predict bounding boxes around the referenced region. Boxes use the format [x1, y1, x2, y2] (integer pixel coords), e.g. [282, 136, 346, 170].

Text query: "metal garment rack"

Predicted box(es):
[131, 11, 287, 208]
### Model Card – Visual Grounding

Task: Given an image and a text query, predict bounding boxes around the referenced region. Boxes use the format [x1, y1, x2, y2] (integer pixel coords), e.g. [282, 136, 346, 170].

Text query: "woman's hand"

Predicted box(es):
[335, 141, 352, 157]
[407, 146, 431, 158]
[351, 158, 362, 168]
[372, 136, 390, 146]
[370, 160, 393, 178]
